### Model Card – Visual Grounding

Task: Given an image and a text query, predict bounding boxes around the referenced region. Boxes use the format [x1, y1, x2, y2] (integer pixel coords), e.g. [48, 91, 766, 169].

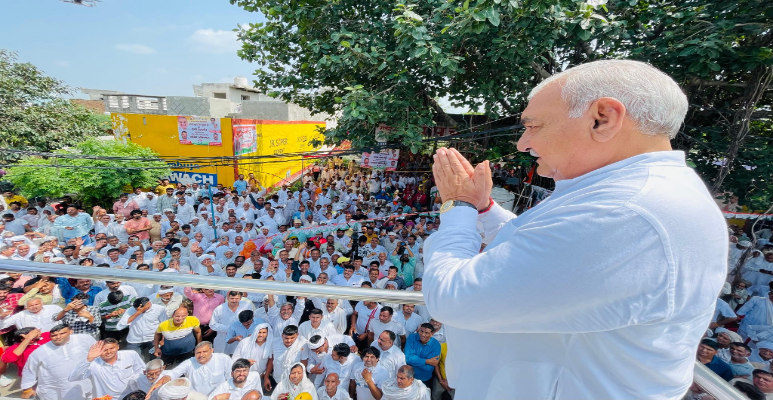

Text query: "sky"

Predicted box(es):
[1, 0, 263, 98]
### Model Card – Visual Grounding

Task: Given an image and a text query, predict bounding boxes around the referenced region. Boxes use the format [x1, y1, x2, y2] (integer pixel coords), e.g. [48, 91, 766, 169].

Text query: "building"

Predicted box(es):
[100, 77, 330, 123]
[103, 78, 331, 188]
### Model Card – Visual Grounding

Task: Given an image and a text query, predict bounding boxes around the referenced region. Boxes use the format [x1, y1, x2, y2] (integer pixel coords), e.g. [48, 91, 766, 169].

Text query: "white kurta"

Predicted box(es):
[0, 305, 62, 332]
[299, 320, 338, 341]
[169, 353, 232, 396]
[22, 334, 96, 400]
[69, 350, 145, 399]
[423, 151, 728, 399]
[210, 300, 255, 354]
[206, 371, 264, 400]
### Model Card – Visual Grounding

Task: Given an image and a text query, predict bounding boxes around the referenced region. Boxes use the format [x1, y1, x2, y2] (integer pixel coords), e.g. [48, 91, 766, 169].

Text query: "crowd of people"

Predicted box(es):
[691, 222, 773, 400]
[0, 158, 456, 400]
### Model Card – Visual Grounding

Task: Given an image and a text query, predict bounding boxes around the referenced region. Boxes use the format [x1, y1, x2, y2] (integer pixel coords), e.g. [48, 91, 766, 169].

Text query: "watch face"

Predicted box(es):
[439, 200, 455, 213]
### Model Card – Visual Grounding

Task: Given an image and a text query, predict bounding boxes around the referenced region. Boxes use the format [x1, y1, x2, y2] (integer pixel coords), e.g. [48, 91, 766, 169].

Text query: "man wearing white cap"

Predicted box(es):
[154, 377, 207, 400]
[749, 341, 773, 369]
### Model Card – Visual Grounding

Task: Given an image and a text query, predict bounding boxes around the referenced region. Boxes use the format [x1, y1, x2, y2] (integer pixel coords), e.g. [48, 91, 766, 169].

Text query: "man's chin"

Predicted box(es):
[535, 163, 555, 179]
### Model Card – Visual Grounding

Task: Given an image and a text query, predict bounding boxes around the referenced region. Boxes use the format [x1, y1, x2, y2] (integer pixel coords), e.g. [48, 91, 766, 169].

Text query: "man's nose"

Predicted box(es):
[516, 131, 532, 153]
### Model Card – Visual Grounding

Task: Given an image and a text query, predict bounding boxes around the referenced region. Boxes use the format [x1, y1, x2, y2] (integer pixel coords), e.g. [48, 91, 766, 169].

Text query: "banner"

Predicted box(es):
[177, 116, 222, 146]
[232, 123, 257, 155]
[360, 149, 399, 171]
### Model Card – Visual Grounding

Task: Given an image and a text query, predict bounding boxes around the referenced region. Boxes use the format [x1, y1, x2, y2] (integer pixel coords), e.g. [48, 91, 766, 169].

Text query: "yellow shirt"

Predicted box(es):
[4, 194, 28, 208]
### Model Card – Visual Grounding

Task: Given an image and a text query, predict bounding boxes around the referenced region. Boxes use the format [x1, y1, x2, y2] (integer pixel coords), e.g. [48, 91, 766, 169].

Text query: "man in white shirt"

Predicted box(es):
[375, 331, 405, 380]
[368, 306, 407, 348]
[267, 294, 306, 333]
[151, 341, 232, 396]
[206, 358, 263, 400]
[317, 373, 352, 400]
[22, 324, 96, 400]
[321, 343, 358, 391]
[121, 359, 166, 400]
[116, 297, 167, 361]
[352, 347, 391, 400]
[332, 265, 365, 287]
[209, 291, 255, 354]
[0, 298, 62, 332]
[68, 338, 145, 399]
[299, 308, 338, 341]
[94, 281, 139, 306]
[266, 325, 308, 388]
[423, 60, 728, 399]
[394, 304, 425, 337]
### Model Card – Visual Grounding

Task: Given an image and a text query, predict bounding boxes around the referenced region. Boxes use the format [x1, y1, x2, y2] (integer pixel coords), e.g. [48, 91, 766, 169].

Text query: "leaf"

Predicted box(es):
[340, 41, 351, 48]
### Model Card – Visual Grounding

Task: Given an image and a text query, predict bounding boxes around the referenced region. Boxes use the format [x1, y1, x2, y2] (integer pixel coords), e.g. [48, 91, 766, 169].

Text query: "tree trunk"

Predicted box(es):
[711, 64, 773, 193]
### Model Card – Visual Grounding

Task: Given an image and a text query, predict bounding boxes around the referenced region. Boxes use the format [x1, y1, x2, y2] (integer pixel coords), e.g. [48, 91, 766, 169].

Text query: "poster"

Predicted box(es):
[360, 149, 399, 170]
[177, 116, 222, 146]
[232, 123, 257, 155]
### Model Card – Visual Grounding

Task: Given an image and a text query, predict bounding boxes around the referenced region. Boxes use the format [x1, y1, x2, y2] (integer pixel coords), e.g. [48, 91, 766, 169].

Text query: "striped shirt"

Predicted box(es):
[99, 296, 134, 331]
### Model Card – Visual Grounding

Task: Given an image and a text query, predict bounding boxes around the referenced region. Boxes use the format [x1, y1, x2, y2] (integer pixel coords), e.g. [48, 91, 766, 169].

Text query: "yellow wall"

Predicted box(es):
[238, 120, 324, 188]
[111, 114, 323, 189]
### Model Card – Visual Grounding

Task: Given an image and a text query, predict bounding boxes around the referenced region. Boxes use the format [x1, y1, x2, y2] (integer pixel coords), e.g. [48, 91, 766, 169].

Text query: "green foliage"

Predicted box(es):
[5, 139, 171, 207]
[231, 0, 773, 207]
[0, 50, 105, 161]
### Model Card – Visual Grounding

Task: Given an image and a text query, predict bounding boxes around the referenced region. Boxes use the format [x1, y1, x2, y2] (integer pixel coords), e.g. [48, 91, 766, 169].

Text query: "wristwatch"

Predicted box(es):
[439, 200, 477, 214]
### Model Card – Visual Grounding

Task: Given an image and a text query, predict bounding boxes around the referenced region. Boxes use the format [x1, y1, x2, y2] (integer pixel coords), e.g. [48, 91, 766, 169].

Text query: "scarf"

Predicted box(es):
[232, 323, 273, 373]
[381, 378, 428, 400]
[272, 362, 319, 400]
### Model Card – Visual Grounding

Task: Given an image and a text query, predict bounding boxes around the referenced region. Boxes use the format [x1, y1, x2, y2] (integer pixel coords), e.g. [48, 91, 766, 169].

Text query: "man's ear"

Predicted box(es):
[588, 97, 626, 143]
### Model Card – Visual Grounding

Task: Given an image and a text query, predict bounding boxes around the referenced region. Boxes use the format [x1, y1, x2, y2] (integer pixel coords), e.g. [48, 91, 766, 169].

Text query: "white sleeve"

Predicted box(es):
[476, 202, 517, 245]
[424, 204, 674, 334]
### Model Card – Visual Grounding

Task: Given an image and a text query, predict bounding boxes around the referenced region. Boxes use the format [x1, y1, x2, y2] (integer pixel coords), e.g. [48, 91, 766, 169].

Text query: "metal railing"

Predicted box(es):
[0, 260, 424, 304]
[0, 260, 746, 399]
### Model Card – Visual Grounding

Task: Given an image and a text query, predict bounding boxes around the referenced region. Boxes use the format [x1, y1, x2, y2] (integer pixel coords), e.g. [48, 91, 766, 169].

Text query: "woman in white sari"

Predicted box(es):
[271, 362, 319, 400]
[232, 322, 274, 375]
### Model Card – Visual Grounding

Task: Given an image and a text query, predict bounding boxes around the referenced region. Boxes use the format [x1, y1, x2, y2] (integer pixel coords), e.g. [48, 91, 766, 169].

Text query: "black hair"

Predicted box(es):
[13, 327, 35, 343]
[103, 337, 119, 346]
[381, 306, 394, 316]
[309, 308, 323, 316]
[133, 297, 150, 308]
[50, 323, 70, 334]
[228, 291, 241, 297]
[344, 264, 355, 270]
[733, 381, 764, 400]
[420, 322, 436, 333]
[231, 358, 252, 371]
[129, 210, 143, 217]
[700, 338, 719, 350]
[382, 330, 396, 342]
[107, 291, 125, 305]
[361, 281, 373, 288]
[363, 346, 381, 360]
[730, 342, 752, 352]
[282, 325, 299, 336]
[333, 342, 351, 358]
[122, 390, 148, 400]
[238, 310, 254, 323]
[72, 292, 90, 302]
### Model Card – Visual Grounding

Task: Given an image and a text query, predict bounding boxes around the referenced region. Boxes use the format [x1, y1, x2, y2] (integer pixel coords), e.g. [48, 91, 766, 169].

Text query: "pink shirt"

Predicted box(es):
[183, 287, 224, 325]
[124, 217, 151, 241]
[112, 200, 139, 218]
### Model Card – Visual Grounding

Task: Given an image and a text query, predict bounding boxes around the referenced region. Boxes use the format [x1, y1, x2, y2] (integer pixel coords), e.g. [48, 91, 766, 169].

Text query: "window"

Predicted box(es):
[241, 95, 251, 101]
[213, 92, 226, 99]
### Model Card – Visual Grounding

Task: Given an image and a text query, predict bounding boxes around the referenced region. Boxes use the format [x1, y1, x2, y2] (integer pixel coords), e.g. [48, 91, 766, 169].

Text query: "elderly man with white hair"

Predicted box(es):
[381, 365, 429, 400]
[121, 358, 167, 400]
[423, 60, 728, 399]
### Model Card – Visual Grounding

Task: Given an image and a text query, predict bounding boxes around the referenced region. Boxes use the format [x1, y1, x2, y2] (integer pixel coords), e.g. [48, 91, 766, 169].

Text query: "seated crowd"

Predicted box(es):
[692, 222, 773, 400]
[0, 160, 455, 400]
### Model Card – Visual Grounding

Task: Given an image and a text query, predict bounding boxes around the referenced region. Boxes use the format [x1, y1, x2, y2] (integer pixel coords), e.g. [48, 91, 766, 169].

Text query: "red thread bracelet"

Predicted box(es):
[478, 198, 494, 214]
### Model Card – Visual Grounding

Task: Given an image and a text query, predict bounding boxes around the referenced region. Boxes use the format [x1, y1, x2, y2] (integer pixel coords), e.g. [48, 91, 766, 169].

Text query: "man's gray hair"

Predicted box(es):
[146, 358, 164, 371]
[195, 341, 213, 351]
[528, 59, 688, 139]
[397, 365, 415, 380]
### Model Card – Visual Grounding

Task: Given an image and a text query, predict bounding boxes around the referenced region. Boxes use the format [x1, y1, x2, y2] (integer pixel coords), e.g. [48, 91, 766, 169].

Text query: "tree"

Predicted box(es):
[4, 139, 172, 207]
[232, 0, 773, 208]
[0, 50, 108, 162]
